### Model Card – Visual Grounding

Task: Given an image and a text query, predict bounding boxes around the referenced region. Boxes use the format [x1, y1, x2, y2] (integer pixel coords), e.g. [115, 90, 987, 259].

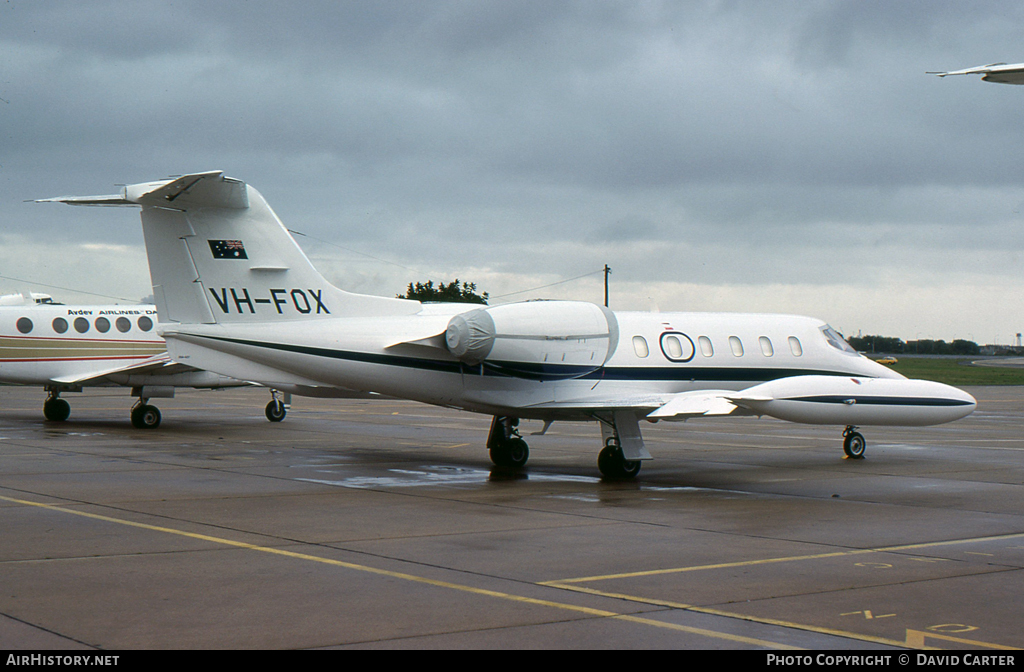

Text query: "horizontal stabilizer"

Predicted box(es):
[38, 171, 248, 210]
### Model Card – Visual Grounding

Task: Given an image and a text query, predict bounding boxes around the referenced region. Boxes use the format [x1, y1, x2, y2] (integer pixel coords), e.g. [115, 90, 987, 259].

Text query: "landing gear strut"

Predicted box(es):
[131, 399, 161, 429]
[487, 416, 529, 468]
[843, 425, 865, 459]
[43, 389, 71, 422]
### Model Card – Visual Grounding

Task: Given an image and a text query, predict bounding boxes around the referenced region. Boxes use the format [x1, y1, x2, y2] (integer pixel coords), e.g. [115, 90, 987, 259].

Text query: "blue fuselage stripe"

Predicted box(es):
[783, 395, 973, 407]
[190, 335, 868, 384]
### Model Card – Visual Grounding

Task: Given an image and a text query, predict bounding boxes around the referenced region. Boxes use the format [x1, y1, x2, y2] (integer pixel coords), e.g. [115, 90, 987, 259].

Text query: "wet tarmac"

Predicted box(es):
[1, 385, 1022, 650]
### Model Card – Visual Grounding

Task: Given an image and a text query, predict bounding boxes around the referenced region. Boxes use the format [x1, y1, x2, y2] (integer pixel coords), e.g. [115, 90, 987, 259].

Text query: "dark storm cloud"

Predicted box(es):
[1, 1, 1022, 337]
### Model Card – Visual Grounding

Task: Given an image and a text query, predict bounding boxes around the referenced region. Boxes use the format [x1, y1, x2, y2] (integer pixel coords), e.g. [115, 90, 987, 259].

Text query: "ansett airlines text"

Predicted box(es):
[208, 288, 330, 315]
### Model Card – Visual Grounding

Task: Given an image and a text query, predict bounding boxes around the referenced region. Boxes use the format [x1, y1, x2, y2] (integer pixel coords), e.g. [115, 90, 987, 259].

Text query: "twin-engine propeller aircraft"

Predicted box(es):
[40, 172, 976, 477]
[0, 294, 290, 428]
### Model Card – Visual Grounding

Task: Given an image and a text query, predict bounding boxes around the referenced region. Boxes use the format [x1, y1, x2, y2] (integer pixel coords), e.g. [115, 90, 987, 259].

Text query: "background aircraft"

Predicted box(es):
[41, 172, 976, 477]
[0, 293, 290, 427]
[929, 62, 1024, 84]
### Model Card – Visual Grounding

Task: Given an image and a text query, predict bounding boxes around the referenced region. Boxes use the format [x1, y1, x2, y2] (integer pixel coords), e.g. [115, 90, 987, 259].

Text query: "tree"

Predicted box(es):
[398, 279, 489, 304]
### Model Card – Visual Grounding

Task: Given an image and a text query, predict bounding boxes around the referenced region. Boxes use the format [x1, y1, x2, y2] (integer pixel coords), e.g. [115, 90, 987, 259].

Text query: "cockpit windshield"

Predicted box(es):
[821, 325, 858, 354]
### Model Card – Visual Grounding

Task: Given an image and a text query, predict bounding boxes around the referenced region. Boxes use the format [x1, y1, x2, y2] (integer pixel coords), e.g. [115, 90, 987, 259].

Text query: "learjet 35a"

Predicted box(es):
[41, 172, 976, 477]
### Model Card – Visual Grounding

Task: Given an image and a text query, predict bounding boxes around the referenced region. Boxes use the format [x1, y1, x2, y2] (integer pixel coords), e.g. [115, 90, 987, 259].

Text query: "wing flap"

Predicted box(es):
[49, 354, 178, 385]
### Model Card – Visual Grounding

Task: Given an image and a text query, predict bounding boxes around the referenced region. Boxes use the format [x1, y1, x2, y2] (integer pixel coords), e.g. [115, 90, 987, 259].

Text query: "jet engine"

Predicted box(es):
[444, 301, 619, 378]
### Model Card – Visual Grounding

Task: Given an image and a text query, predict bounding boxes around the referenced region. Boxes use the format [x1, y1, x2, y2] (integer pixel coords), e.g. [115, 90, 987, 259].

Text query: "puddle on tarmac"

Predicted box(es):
[295, 464, 601, 489]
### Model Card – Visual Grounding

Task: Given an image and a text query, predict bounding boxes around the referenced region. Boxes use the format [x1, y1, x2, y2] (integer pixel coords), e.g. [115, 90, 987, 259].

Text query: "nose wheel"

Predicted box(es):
[843, 426, 865, 459]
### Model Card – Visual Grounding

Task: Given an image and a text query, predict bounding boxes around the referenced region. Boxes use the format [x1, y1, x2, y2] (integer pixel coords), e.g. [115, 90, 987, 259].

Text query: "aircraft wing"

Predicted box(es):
[929, 62, 1024, 84]
[49, 353, 193, 385]
[525, 374, 974, 426]
[48, 353, 251, 390]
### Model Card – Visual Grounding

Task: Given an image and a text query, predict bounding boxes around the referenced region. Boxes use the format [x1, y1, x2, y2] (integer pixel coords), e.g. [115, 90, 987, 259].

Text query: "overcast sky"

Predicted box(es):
[2, 1, 1022, 343]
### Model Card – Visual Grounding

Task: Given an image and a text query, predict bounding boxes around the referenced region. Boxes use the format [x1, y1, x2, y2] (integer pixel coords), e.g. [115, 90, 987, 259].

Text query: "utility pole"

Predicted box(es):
[603, 264, 611, 307]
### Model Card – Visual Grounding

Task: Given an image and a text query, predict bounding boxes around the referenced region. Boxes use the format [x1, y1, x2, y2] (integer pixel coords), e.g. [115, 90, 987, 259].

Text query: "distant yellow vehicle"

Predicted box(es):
[876, 357, 898, 365]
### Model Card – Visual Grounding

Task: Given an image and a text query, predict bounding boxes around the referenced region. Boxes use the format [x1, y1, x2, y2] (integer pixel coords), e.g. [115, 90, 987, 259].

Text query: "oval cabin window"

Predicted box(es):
[660, 332, 695, 362]
[698, 336, 713, 357]
[632, 336, 649, 358]
[788, 336, 803, 356]
[729, 336, 744, 357]
[759, 336, 774, 357]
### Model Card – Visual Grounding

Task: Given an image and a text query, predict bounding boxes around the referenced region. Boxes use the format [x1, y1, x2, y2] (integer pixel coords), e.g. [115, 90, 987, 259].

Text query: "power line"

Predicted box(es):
[490, 269, 606, 300]
[0, 274, 138, 302]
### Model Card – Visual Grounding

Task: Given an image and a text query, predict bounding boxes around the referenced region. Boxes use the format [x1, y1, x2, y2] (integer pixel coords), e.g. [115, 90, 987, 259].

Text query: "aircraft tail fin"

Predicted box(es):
[43, 171, 419, 324]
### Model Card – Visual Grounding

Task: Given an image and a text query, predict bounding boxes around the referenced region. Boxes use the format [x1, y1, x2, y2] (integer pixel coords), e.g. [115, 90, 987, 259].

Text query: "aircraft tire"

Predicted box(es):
[598, 443, 641, 479]
[490, 437, 529, 468]
[843, 431, 866, 459]
[265, 399, 287, 422]
[131, 404, 161, 430]
[43, 398, 71, 422]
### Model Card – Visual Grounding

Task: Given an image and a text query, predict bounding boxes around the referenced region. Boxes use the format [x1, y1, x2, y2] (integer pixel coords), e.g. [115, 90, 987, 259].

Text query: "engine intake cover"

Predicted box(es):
[444, 301, 619, 375]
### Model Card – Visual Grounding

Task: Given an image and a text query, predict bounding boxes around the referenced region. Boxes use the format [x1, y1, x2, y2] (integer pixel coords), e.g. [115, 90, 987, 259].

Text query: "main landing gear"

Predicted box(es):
[131, 399, 162, 429]
[598, 440, 641, 479]
[43, 390, 71, 422]
[487, 416, 529, 468]
[484, 412, 651, 479]
[843, 425, 866, 459]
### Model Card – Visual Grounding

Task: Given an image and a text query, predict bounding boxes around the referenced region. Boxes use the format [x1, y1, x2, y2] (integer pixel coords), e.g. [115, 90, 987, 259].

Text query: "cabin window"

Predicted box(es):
[759, 336, 774, 357]
[660, 332, 695, 362]
[16, 317, 33, 334]
[74, 317, 89, 333]
[729, 336, 744, 357]
[698, 335, 713, 357]
[116, 317, 131, 333]
[788, 336, 803, 356]
[95, 317, 110, 333]
[138, 316, 153, 332]
[632, 335, 649, 358]
[52, 318, 68, 334]
[664, 335, 683, 359]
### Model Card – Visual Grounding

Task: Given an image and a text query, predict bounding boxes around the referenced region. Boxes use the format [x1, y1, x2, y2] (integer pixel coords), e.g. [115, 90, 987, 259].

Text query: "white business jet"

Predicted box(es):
[928, 62, 1024, 84]
[0, 293, 290, 428]
[40, 172, 976, 478]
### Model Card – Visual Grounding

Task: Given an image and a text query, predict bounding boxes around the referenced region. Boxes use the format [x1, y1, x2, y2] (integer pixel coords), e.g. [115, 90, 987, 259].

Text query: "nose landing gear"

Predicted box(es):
[843, 426, 865, 459]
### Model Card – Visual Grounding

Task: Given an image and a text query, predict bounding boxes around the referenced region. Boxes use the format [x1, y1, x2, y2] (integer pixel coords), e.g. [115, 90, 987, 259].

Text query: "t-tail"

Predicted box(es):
[41, 171, 419, 324]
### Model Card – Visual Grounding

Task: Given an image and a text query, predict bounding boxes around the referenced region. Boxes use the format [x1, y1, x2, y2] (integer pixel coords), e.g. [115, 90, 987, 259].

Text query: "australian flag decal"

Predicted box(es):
[209, 240, 248, 259]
